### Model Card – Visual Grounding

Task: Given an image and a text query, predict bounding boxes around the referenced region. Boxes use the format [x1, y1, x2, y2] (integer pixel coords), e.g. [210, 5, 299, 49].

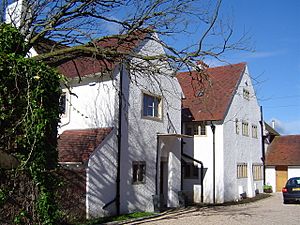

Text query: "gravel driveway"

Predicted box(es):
[125, 193, 300, 225]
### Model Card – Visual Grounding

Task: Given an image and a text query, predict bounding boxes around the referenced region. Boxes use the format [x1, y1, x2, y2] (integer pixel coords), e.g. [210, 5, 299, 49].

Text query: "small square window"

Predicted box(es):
[142, 93, 162, 119]
[132, 161, 146, 184]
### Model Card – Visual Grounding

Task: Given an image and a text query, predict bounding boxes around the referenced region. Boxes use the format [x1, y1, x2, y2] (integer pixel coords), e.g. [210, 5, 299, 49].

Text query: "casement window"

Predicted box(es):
[235, 119, 239, 134]
[142, 93, 162, 119]
[252, 125, 258, 138]
[243, 88, 250, 100]
[183, 162, 199, 179]
[242, 121, 249, 136]
[59, 92, 67, 114]
[252, 164, 263, 180]
[237, 163, 248, 178]
[132, 161, 146, 184]
[185, 122, 206, 136]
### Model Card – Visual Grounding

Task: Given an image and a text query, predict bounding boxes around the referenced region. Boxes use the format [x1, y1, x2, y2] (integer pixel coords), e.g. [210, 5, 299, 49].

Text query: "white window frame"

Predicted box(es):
[252, 124, 258, 138]
[242, 121, 249, 136]
[243, 88, 250, 100]
[185, 122, 206, 136]
[142, 92, 162, 120]
[132, 161, 146, 184]
[237, 163, 248, 179]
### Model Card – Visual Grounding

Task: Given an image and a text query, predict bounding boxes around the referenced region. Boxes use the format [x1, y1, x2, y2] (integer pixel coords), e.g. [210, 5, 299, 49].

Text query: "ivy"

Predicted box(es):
[0, 23, 62, 224]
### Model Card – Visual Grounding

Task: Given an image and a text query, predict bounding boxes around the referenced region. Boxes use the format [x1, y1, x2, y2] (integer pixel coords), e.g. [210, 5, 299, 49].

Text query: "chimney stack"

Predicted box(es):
[272, 120, 275, 129]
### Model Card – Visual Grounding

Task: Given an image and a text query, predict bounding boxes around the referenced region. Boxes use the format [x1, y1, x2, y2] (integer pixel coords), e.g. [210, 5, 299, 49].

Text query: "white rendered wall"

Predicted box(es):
[183, 124, 224, 203]
[119, 35, 182, 214]
[288, 167, 300, 179]
[265, 167, 276, 192]
[86, 128, 118, 218]
[58, 74, 117, 134]
[223, 66, 263, 201]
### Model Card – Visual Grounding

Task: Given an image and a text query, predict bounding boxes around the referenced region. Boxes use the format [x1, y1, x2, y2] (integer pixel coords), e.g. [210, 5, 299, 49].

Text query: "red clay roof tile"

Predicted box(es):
[58, 127, 113, 163]
[265, 135, 300, 166]
[177, 62, 246, 121]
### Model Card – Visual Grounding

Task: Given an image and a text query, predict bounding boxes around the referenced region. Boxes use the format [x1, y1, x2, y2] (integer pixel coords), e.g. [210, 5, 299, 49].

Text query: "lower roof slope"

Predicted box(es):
[265, 135, 300, 166]
[58, 127, 113, 163]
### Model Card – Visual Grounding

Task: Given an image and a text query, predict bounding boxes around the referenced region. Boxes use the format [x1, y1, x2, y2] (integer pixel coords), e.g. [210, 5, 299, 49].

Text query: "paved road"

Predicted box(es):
[126, 193, 300, 225]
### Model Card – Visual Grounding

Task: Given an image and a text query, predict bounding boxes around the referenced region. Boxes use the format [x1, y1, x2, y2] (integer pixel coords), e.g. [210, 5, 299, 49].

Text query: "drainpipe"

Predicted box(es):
[210, 122, 216, 204]
[155, 134, 160, 195]
[116, 63, 124, 215]
[181, 152, 204, 203]
[260, 106, 266, 185]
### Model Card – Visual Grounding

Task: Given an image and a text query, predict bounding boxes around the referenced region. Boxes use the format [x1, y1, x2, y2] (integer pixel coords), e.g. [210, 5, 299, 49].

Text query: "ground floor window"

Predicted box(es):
[183, 162, 199, 179]
[132, 161, 146, 184]
[237, 163, 248, 178]
[253, 164, 263, 180]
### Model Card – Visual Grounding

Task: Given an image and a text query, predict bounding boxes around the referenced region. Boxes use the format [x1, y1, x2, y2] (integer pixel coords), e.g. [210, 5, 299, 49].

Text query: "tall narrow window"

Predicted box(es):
[59, 93, 67, 114]
[237, 163, 248, 178]
[235, 119, 239, 134]
[142, 93, 162, 119]
[242, 121, 249, 136]
[252, 125, 258, 138]
[252, 164, 263, 180]
[132, 161, 146, 184]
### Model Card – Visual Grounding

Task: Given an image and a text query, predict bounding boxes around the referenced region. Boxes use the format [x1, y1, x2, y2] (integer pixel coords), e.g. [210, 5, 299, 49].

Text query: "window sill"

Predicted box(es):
[141, 116, 163, 122]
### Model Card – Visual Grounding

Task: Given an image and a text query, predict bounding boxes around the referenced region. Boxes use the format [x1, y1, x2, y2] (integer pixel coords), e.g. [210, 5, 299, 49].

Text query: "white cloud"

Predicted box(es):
[268, 118, 300, 135]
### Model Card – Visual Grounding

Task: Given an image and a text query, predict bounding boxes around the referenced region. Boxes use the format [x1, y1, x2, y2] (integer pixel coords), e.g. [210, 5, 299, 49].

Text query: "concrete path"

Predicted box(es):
[124, 193, 300, 225]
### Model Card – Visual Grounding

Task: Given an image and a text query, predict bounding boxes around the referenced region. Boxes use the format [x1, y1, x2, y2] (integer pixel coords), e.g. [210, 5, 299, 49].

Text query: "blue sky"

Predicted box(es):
[219, 0, 300, 135]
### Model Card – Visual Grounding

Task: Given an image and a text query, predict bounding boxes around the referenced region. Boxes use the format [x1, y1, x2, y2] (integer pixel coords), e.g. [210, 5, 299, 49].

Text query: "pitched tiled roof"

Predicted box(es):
[265, 135, 300, 166]
[58, 127, 113, 163]
[177, 62, 246, 121]
[57, 32, 148, 78]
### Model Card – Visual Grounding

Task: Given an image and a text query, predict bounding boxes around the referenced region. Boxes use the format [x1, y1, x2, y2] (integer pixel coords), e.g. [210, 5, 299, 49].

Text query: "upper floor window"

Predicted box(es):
[243, 88, 250, 100]
[132, 161, 146, 184]
[185, 122, 206, 136]
[252, 125, 258, 138]
[59, 92, 67, 114]
[242, 121, 249, 136]
[142, 93, 162, 119]
[235, 119, 239, 134]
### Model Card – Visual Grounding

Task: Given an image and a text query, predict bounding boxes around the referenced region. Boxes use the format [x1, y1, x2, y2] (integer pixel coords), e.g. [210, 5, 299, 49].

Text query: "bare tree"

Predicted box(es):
[3, 0, 250, 73]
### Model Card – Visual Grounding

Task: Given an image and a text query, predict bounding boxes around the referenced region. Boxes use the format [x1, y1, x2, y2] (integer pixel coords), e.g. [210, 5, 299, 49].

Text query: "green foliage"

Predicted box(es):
[0, 188, 7, 205]
[0, 23, 27, 55]
[0, 24, 62, 224]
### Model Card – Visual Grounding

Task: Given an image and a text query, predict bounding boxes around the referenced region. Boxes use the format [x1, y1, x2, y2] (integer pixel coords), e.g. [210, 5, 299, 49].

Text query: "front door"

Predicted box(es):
[276, 166, 288, 192]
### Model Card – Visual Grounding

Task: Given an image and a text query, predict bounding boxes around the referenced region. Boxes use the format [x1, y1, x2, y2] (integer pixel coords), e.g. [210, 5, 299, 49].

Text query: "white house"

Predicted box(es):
[265, 135, 300, 192]
[54, 32, 183, 218]
[177, 62, 264, 203]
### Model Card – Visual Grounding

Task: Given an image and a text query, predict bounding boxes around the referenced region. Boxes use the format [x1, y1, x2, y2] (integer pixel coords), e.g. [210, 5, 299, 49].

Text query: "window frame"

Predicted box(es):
[59, 91, 69, 117]
[141, 92, 162, 121]
[185, 122, 206, 136]
[242, 121, 249, 136]
[252, 124, 258, 138]
[132, 161, 146, 185]
[235, 118, 239, 135]
[237, 163, 248, 179]
[243, 88, 250, 100]
[183, 162, 199, 179]
[252, 164, 263, 181]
